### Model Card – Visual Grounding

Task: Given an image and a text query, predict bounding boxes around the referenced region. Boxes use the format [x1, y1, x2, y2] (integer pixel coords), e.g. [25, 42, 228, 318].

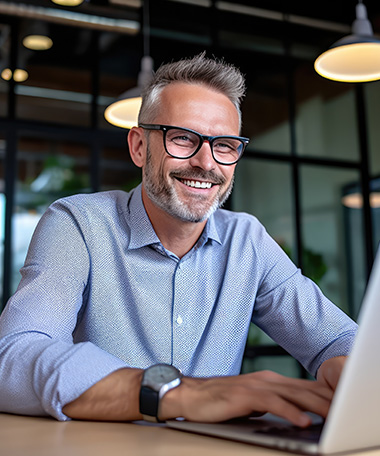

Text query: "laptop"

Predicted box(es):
[166, 250, 380, 454]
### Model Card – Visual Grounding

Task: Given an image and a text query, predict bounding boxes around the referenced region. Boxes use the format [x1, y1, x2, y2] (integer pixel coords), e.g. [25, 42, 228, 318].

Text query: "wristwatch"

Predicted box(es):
[139, 363, 182, 422]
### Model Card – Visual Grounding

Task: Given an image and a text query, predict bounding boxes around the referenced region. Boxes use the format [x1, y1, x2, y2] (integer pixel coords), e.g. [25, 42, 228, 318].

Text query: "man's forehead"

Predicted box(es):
[155, 82, 240, 131]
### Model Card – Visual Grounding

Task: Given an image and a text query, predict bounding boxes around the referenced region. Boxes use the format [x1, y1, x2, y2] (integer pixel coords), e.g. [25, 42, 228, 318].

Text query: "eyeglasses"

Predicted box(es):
[139, 123, 249, 165]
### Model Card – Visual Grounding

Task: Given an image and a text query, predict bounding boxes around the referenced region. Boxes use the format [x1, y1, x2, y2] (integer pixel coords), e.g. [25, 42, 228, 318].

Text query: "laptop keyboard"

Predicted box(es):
[254, 423, 324, 442]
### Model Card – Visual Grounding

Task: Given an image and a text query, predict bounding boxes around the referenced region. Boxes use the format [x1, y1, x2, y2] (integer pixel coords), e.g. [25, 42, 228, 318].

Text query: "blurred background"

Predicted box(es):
[1, 0, 380, 377]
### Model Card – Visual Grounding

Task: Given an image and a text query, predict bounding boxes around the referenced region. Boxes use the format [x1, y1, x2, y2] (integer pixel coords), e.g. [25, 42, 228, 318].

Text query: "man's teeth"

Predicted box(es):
[182, 179, 212, 189]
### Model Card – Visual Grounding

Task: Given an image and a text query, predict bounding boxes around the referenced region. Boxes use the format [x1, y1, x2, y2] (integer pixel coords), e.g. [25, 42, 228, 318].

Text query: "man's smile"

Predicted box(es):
[171, 170, 226, 193]
[179, 178, 213, 189]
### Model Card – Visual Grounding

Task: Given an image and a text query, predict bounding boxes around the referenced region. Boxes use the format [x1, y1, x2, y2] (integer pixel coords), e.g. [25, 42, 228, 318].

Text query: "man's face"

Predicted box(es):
[141, 83, 239, 223]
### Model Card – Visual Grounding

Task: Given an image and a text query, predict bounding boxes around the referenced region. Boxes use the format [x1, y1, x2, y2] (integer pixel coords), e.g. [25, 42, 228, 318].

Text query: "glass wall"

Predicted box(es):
[300, 166, 365, 316]
[100, 142, 141, 192]
[234, 160, 296, 261]
[294, 66, 359, 161]
[241, 53, 291, 155]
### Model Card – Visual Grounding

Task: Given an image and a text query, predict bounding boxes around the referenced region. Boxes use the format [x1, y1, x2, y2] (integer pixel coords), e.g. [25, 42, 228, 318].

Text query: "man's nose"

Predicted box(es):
[188, 140, 215, 171]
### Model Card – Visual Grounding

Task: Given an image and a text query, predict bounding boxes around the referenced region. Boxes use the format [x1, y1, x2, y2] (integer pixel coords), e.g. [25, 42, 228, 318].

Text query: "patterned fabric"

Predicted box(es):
[0, 184, 357, 420]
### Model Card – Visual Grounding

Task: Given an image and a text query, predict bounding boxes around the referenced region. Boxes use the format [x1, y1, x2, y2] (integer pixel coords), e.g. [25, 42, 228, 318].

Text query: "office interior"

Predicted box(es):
[0, 0, 379, 379]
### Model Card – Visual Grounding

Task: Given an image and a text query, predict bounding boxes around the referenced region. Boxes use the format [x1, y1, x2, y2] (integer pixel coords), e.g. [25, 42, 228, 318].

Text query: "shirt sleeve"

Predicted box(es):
[0, 200, 127, 421]
[251, 224, 358, 377]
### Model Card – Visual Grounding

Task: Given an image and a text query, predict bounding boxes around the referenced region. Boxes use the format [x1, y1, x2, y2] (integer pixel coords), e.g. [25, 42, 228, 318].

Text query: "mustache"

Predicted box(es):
[169, 169, 226, 185]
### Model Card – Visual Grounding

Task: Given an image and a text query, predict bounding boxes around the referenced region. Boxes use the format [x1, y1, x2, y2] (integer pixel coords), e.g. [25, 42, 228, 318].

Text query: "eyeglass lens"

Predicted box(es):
[165, 128, 244, 164]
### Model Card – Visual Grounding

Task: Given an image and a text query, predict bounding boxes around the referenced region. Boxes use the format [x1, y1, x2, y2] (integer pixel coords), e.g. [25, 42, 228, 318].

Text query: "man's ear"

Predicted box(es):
[127, 127, 146, 168]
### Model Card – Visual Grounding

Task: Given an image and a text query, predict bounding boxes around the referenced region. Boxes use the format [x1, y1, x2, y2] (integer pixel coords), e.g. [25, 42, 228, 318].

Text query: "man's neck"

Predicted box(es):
[141, 189, 207, 259]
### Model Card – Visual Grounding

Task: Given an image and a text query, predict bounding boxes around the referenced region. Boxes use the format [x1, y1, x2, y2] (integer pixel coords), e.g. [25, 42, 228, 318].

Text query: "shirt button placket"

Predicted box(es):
[172, 261, 185, 367]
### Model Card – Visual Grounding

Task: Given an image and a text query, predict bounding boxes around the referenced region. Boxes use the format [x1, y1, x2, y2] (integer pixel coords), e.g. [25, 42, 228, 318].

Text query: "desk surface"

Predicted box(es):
[1, 413, 380, 456]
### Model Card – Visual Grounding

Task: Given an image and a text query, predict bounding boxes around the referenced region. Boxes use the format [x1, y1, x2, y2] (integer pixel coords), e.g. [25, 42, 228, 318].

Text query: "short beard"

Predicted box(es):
[143, 146, 234, 223]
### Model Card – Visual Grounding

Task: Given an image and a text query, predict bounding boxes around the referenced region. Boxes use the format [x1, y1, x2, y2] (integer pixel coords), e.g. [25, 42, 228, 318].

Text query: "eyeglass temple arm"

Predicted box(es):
[139, 124, 162, 130]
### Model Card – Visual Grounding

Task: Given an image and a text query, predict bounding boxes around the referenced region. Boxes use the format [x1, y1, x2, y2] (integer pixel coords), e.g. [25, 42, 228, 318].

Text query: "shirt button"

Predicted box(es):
[176, 315, 183, 325]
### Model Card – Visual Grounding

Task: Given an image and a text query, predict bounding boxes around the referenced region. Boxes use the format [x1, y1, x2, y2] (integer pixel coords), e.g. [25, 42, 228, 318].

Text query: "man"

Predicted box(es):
[0, 54, 357, 427]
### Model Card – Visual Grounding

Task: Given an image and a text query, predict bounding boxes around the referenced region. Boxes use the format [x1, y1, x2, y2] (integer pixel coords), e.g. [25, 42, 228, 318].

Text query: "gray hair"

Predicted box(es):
[138, 52, 246, 129]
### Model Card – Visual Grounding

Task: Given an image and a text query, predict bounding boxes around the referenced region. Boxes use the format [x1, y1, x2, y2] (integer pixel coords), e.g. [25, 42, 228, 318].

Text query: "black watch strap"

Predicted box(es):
[139, 386, 161, 422]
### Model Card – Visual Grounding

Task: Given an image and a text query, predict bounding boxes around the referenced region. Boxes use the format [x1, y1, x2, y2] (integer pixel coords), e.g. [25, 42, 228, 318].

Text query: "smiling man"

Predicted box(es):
[0, 54, 357, 427]
[129, 82, 242, 257]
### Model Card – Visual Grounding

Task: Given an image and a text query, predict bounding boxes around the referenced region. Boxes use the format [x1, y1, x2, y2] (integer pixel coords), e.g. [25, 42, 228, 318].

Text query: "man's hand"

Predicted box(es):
[161, 370, 334, 428]
[317, 356, 347, 391]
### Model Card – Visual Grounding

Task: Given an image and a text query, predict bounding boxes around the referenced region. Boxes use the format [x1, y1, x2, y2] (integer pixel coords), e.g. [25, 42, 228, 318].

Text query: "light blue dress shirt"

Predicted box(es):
[0, 184, 357, 420]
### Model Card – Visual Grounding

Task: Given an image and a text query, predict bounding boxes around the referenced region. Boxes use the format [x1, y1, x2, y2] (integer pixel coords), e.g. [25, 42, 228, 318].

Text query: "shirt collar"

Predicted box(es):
[200, 210, 222, 246]
[127, 184, 222, 250]
[127, 184, 161, 249]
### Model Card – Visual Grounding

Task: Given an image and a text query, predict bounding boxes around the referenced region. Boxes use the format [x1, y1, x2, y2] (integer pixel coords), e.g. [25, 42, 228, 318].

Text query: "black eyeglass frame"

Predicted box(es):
[139, 123, 250, 165]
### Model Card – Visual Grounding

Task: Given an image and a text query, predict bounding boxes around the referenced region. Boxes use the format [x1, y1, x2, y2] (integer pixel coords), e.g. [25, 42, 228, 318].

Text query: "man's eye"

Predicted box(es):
[170, 134, 197, 147]
[173, 135, 192, 142]
[214, 141, 235, 152]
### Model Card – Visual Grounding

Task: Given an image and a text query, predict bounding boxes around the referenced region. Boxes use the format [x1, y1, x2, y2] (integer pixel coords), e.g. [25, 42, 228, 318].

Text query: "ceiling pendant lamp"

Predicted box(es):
[104, 55, 153, 129]
[51, 0, 85, 6]
[342, 192, 380, 209]
[22, 21, 53, 51]
[104, 0, 153, 129]
[314, 1, 380, 83]
[0, 67, 28, 83]
[22, 35, 53, 51]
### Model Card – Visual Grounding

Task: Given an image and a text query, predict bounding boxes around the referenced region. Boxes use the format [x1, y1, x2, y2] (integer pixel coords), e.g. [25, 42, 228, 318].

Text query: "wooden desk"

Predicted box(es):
[1, 413, 380, 456]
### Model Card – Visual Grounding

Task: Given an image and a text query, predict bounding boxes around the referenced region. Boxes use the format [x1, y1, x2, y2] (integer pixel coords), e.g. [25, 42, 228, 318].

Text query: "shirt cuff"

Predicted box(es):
[33, 340, 128, 421]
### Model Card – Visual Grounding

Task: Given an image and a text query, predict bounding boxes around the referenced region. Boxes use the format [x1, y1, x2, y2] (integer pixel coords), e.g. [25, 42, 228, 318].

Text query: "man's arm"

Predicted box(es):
[63, 366, 336, 427]
[0, 200, 127, 420]
[62, 368, 143, 421]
